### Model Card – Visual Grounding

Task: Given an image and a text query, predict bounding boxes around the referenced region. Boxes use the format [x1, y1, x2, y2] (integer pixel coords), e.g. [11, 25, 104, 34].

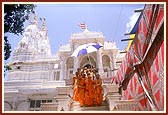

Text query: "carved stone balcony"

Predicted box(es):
[113, 100, 136, 111]
[41, 102, 59, 111]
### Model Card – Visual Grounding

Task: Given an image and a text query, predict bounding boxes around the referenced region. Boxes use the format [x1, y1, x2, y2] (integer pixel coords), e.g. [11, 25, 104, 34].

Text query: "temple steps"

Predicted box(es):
[70, 100, 109, 111]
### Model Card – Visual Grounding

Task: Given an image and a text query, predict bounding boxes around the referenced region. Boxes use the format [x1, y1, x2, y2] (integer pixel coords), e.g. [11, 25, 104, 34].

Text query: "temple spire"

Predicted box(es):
[41, 18, 47, 30]
[29, 11, 38, 25]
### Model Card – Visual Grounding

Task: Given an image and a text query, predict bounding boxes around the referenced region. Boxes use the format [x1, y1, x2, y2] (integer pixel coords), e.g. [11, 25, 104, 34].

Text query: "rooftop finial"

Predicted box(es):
[29, 11, 38, 24]
[34, 15, 37, 22]
[41, 18, 46, 30]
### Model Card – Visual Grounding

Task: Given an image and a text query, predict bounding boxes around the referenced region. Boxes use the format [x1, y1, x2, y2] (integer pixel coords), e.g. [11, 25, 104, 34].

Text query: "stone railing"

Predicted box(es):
[40, 84, 135, 111]
[102, 77, 113, 84]
[41, 86, 73, 111]
[41, 102, 59, 111]
[104, 84, 136, 111]
[54, 87, 73, 111]
[113, 100, 135, 111]
[104, 84, 122, 111]
[65, 78, 73, 86]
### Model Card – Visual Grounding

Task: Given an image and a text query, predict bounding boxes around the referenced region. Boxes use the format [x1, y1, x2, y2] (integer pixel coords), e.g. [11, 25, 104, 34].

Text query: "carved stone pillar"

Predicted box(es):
[111, 50, 117, 76]
[60, 60, 65, 81]
[104, 84, 122, 111]
[110, 52, 116, 76]
[54, 87, 72, 111]
[65, 63, 67, 79]
[97, 50, 104, 76]
[11, 96, 17, 110]
[73, 57, 78, 73]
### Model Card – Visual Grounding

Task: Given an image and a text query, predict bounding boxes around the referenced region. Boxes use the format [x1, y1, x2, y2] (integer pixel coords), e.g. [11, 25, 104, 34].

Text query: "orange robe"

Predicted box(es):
[85, 78, 95, 106]
[73, 76, 79, 101]
[77, 77, 85, 106]
[94, 78, 103, 106]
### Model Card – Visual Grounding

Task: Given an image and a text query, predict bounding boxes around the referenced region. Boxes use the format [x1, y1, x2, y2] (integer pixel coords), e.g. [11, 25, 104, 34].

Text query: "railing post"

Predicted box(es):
[54, 86, 73, 111]
[104, 84, 122, 111]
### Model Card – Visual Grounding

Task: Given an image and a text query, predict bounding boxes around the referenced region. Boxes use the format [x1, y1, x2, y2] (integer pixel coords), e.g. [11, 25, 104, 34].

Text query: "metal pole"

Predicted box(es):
[136, 66, 156, 111]
[87, 54, 92, 68]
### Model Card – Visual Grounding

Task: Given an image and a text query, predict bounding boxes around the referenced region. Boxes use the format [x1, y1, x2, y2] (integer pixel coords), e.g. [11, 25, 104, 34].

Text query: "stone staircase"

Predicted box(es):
[70, 100, 109, 111]
[40, 84, 136, 111]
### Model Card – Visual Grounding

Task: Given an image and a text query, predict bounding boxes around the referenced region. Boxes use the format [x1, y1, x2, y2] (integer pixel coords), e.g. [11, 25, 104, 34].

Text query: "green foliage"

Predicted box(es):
[4, 64, 12, 77]
[4, 4, 35, 73]
[4, 36, 11, 60]
[4, 65, 12, 71]
[4, 4, 35, 60]
[4, 4, 35, 35]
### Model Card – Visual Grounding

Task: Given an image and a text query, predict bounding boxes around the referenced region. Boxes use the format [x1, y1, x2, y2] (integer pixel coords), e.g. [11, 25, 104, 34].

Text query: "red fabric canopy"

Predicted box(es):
[114, 4, 164, 110]
[114, 4, 164, 88]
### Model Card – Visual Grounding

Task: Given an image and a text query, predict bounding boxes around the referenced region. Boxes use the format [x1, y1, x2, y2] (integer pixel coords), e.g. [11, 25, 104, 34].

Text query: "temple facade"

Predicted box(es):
[4, 15, 127, 111]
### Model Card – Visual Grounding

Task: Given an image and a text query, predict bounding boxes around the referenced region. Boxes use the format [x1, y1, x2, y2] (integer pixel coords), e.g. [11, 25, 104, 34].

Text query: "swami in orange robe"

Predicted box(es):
[85, 73, 95, 106]
[73, 68, 83, 101]
[94, 74, 103, 106]
[73, 72, 79, 101]
[77, 74, 86, 107]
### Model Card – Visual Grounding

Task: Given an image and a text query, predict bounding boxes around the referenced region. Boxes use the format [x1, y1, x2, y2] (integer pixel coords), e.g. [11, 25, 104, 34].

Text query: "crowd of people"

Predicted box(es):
[72, 66, 103, 107]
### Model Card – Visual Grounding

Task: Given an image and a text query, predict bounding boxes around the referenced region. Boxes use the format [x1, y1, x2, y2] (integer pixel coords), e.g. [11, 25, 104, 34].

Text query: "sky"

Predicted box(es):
[7, 3, 144, 58]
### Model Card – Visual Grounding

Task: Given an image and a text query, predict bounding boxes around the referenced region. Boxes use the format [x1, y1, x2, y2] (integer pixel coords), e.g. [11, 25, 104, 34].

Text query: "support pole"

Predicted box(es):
[121, 38, 134, 42]
[87, 54, 92, 68]
[136, 66, 156, 111]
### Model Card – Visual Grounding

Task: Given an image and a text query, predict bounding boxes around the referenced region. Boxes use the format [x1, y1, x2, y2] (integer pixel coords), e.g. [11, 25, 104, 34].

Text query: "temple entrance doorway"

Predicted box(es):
[83, 64, 93, 68]
[79, 55, 96, 68]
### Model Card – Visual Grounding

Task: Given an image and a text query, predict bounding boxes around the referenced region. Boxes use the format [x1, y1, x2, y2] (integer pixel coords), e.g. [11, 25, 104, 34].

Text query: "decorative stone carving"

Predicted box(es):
[41, 102, 59, 111]
[104, 84, 122, 111]
[54, 87, 72, 111]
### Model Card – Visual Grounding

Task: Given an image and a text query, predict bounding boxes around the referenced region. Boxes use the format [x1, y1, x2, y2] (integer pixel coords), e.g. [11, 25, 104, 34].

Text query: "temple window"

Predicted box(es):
[29, 99, 52, 111]
[54, 71, 60, 80]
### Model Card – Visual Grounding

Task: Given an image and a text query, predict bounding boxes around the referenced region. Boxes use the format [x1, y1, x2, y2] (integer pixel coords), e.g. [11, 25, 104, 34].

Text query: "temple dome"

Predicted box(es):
[12, 16, 52, 62]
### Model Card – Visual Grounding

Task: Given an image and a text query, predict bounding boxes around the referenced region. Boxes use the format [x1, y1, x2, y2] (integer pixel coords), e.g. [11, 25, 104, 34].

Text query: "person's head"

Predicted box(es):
[95, 68, 99, 73]
[78, 69, 83, 75]
[77, 68, 80, 72]
[92, 69, 96, 73]
[82, 73, 86, 78]
[83, 68, 87, 73]
[84, 66, 87, 70]
[96, 74, 100, 79]
[90, 72, 94, 77]
[75, 72, 78, 76]
[73, 73, 76, 78]
[88, 75, 92, 79]
[87, 73, 92, 79]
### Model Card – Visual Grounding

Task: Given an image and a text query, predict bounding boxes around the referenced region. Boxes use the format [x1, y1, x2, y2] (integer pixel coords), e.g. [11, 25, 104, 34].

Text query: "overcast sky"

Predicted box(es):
[7, 3, 144, 57]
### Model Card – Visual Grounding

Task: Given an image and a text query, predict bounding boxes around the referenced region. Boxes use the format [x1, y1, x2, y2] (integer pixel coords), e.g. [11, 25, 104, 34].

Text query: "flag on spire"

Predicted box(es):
[79, 22, 86, 30]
